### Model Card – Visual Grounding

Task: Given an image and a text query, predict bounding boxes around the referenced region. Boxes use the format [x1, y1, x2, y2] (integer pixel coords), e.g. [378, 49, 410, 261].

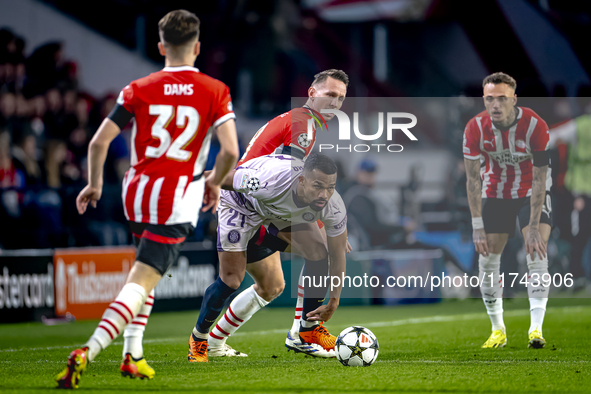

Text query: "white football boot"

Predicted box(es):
[208, 343, 248, 358]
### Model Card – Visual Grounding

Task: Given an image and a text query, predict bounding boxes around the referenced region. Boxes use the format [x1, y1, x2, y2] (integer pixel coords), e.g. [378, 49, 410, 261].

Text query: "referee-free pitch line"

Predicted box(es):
[0, 305, 587, 353]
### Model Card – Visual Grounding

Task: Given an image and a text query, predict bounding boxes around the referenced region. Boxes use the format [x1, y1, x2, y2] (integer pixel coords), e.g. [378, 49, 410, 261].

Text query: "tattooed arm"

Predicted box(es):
[465, 158, 489, 256]
[526, 165, 548, 258]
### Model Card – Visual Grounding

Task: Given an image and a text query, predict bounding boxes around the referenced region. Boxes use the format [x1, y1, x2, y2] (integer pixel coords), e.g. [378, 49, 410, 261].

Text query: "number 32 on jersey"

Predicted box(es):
[146, 104, 200, 161]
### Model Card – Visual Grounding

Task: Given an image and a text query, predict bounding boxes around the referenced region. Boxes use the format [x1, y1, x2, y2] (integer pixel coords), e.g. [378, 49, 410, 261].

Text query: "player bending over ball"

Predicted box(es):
[192, 69, 350, 360]
[188, 153, 349, 362]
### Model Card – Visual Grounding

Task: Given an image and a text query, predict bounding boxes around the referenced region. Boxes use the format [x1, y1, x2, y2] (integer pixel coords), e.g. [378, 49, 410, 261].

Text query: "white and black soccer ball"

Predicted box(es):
[335, 326, 379, 367]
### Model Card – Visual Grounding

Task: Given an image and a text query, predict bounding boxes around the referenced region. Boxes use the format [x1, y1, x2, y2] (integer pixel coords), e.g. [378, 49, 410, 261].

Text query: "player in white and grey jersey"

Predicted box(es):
[218, 154, 347, 251]
[188, 153, 348, 362]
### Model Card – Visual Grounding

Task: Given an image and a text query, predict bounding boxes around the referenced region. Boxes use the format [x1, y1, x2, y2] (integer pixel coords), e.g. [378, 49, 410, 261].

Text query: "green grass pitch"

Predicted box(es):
[0, 298, 590, 393]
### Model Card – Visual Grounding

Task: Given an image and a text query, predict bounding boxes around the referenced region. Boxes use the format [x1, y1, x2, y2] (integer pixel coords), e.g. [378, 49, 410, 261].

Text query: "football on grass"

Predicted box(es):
[335, 326, 379, 366]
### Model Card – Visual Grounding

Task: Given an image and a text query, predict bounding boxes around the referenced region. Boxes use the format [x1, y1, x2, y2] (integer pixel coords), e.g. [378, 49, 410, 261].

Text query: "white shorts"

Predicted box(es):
[216, 190, 264, 252]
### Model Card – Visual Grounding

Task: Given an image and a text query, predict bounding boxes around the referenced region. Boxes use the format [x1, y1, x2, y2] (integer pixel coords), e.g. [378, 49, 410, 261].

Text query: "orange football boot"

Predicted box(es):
[188, 334, 208, 362]
[298, 322, 336, 351]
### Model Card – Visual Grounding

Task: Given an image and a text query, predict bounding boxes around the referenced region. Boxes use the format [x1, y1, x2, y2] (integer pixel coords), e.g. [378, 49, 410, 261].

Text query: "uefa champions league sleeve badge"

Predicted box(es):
[247, 177, 260, 192]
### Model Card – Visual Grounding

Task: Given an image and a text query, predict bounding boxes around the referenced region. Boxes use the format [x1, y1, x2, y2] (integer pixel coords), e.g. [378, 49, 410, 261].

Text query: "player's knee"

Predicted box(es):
[219, 272, 243, 290]
[301, 241, 328, 261]
[478, 253, 501, 273]
[526, 254, 548, 272]
[256, 280, 284, 302]
[478, 253, 502, 289]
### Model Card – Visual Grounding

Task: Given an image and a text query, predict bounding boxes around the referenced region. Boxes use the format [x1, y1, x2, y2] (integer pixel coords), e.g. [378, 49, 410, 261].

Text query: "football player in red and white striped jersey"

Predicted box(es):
[56, 10, 239, 389]
[464, 72, 552, 350]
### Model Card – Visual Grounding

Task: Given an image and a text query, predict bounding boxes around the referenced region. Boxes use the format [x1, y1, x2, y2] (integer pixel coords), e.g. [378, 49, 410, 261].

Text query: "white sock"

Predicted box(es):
[208, 285, 268, 349]
[529, 307, 545, 335]
[488, 313, 505, 332]
[191, 328, 208, 340]
[123, 289, 154, 359]
[479, 253, 505, 332]
[85, 283, 147, 361]
[527, 254, 549, 335]
[300, 320, 319, 329]
[290, 267, 305, 334]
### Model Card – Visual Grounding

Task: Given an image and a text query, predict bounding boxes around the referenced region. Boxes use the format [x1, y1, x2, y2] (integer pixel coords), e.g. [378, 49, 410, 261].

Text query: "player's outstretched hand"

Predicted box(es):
[525, 227, 547, 259]
[306, 303, 337, 322]
[202, 177, 221, 213]
[76, 185, 102, 215]
[346, 239, 353, 253]
[472, 228, 489, 256]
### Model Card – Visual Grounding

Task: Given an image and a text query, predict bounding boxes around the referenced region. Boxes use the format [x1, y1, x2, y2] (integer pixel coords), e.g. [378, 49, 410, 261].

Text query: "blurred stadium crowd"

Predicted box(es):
[0, 29, 132, 249]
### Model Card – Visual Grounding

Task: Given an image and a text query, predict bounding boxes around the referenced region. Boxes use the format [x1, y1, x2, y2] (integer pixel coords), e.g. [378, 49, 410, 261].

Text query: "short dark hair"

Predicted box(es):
[482, 72, 517, 91]
[158, 10, 200, 46]
[304, 153, 338, 176]
[312, 69, 349, 87]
